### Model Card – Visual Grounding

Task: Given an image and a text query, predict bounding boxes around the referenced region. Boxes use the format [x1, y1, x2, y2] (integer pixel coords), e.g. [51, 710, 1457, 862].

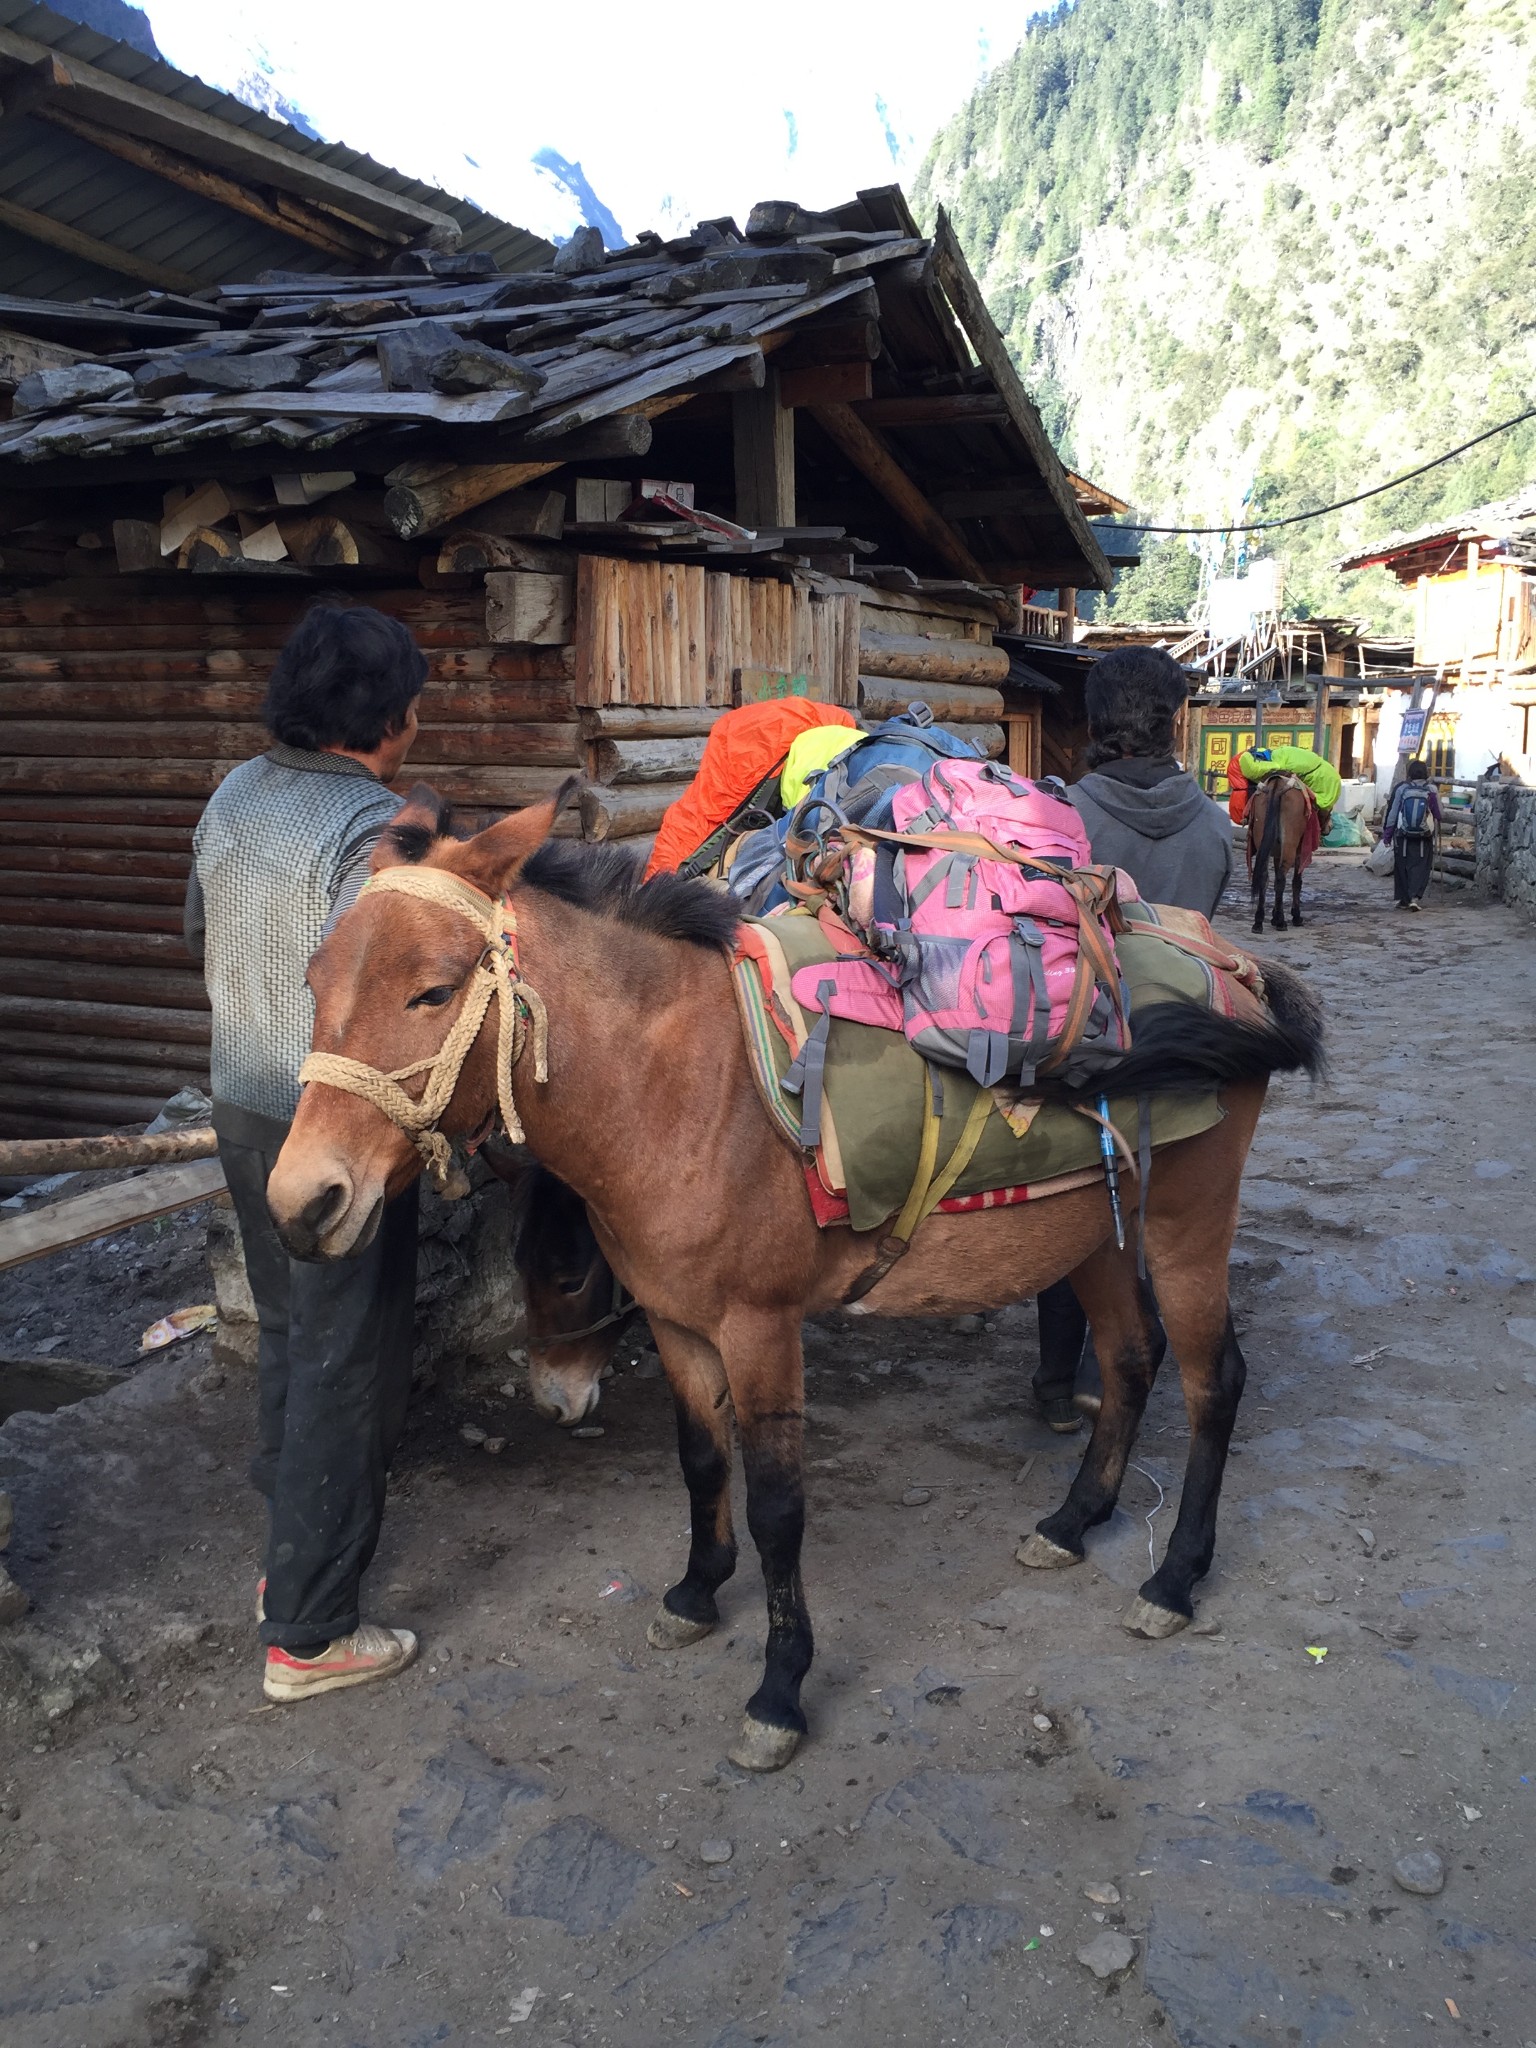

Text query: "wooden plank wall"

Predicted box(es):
[575, 557, 860, 710]
[0, 580, 582, 1138]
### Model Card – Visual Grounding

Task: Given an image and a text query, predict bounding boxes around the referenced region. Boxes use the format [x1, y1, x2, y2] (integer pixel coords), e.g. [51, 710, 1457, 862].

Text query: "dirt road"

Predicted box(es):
[2, 862, 1533, 2047]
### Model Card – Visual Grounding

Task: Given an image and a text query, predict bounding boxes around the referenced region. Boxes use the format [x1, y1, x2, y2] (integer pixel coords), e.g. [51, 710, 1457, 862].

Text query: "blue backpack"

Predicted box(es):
[724, 708, 984, 913]
[1396, 784, 1435, 838]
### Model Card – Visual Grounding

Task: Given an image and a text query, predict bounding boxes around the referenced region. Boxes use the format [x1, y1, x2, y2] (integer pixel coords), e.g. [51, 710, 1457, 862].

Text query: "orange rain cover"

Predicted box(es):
[645, 699, 858, 877]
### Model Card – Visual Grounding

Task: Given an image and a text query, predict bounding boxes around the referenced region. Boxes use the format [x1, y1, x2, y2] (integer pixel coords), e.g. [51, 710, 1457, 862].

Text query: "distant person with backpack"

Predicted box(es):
[1034, 645, 1233, 1430]
[1381, 757, 1441, 910]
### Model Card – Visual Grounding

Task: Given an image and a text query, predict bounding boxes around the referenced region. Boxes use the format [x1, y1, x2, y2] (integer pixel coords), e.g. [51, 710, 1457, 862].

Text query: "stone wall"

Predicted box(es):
[208, 1164, 525, 1383]
[1474, 780, 1536, 916]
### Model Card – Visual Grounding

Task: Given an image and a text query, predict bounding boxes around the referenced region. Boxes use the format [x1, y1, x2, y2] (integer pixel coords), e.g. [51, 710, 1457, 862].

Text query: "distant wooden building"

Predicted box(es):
[1340, 490, 1536, 781]
[0, 155, 1120, 1137]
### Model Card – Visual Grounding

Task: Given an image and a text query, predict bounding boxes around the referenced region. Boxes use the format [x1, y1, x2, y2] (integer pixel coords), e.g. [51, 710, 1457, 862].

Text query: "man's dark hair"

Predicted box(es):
[1406, 756, 1430, 781]
[1084, 645, 1190, 766]
[263, 604, 427, 753]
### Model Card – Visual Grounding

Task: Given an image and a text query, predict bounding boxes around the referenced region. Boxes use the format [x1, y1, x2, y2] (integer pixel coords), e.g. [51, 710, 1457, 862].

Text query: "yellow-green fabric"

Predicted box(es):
[779, 725, 861, 808]
[1236, 745, 1341, 814]
[758, 905, 1224, 1233]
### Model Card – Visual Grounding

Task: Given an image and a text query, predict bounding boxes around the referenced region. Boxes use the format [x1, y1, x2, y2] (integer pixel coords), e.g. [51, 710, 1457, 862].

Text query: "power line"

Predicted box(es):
[1111, 404, 1536, 538]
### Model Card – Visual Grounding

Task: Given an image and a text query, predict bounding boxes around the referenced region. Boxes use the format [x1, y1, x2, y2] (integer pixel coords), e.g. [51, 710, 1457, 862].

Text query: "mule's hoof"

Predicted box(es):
[1016, 1532, 1081, 1570]
[646, 1605, 715, 1650]
[1122, 1594, 1190, 1639]
[728, 1715, 802, 1773]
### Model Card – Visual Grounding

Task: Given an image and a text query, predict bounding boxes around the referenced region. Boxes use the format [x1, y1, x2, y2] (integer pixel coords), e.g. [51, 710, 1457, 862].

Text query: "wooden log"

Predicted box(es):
[0, 760, 240, 798]
[0, 1082, 178, 1129]
[0, 1028, 209, 1072]
[0, 847, 189, 880]
[410, 723, 582, 767]
[112, 518, 164, 573]
[484, 571, 574, 646]
[0, 994, 209, 1041]
[0, 958, 209, 1008]
[385, 463, 563, 539]
[0, 1120, 218, 1175]
[0, 897, 183, 935]
[0, 720, 267, 760]
[578, 705, 725, 739]
[436, 531, 571, 576]
[810, 403, 987, 583]
[589, 735, 708, 784]
[577, 781, 690, 842]
[0, 871, 186, 906]
[392, 764, 587, 808]
[0, 924, 194, 965]
[857, 633, 1009, 685]
[857, 678, 1006, 723]
[0, 1157, 226, 1270]
[0, 795, 205, 827]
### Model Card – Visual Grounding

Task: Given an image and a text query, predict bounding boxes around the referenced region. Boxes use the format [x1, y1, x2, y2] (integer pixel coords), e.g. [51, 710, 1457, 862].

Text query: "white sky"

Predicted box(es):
[136, 2, 1041, 244]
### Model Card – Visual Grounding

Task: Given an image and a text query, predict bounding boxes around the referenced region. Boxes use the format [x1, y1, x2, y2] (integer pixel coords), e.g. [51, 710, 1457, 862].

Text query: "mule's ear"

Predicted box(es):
[373, 784, 452, 871]
[449, 776, 582, 897]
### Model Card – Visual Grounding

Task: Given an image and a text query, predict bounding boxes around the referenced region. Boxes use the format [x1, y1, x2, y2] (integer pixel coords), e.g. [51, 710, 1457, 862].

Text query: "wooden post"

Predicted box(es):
[733, 369, 795, 530]
[1058, 588, 1078, 643]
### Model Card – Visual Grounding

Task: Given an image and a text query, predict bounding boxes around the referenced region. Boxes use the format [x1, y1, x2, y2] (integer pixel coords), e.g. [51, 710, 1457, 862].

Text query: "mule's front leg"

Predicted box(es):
[646, 1319, 736, 1650]
[1019, 1244, 1163, 1571]
[725, 1312, 813, 1773]
[1125, 1312, 1247, 1637]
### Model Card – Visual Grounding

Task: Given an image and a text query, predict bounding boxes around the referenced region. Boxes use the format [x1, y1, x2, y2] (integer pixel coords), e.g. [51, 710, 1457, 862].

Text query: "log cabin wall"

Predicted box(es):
[0, 577, 582, 1138]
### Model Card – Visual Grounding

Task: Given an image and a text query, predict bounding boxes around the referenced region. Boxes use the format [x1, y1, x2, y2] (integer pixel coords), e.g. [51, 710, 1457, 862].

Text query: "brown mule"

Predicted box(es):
[267, 788, 1323, 1773]
[1247, 773, 1316, 934]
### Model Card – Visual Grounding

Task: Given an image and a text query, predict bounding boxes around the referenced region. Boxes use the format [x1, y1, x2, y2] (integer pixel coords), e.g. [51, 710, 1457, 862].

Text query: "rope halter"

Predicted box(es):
[297, 865, 548, 1200]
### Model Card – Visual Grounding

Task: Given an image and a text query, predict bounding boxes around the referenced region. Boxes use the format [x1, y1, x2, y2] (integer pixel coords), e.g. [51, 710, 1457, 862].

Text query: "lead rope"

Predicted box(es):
[297, 866, 548, 1198]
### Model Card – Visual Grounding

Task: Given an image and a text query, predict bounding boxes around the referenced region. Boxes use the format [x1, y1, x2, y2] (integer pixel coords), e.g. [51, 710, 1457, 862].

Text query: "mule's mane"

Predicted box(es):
[521, 839, 739, 951]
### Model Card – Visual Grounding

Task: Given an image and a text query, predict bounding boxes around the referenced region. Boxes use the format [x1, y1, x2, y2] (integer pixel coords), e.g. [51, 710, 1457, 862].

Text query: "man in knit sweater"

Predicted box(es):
[185, 605, 425, 1701]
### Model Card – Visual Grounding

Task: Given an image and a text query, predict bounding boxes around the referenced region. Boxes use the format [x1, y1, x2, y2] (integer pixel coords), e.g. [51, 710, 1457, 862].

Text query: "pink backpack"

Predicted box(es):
[786, 759, 1131, 1097]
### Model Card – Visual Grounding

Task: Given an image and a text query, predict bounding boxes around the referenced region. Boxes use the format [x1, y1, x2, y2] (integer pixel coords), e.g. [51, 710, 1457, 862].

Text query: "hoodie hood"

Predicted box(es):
[1072, 766, 1214, 841]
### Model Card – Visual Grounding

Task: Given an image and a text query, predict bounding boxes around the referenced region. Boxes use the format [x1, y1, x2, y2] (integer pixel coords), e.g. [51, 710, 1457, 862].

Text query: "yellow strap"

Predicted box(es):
[889, 1071, 995, 1247]
[890, 1066, 944, 1244]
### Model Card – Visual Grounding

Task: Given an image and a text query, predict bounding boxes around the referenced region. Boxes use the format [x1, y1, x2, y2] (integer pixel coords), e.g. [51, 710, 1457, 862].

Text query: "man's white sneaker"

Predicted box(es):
[262, 1622, 418, 1702]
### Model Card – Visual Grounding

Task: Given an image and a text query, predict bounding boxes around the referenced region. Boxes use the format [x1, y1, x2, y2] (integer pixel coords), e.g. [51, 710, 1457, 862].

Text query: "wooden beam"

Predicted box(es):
[777, 361, 872, 408]
[930, 210, 1112, 592]
[733, 367, 795, 529]
[853, 395, 1010, 427]
[0, 191, 197, 291]
[27, 96, 392, 265]
[0, 28, 457, 246]
[935, 485, 1058, 519]
[809, 401, 986, 582]
[0, 1155, 226, 1270]
[386, 461, 563, 538]
[858, 632, 1010, 685]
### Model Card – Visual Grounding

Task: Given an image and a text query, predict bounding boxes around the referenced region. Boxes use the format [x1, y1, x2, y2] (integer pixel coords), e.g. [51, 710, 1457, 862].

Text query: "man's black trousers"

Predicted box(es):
[215, 1104, 418, 1654]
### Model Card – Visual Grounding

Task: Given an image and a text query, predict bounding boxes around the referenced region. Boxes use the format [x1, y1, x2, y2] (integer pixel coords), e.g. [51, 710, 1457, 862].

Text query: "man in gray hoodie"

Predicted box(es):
[1065, 644, 1232, 917]
[1033, 645, 1233, 1428]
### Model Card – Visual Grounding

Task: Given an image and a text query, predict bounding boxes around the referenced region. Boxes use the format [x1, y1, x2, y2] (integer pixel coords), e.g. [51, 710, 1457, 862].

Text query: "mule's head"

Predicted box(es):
[267, 784, 565, 1260]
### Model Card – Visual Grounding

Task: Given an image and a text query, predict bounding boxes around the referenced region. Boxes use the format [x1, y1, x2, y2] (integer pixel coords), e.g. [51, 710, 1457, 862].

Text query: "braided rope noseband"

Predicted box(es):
[298, 865, 548, 1199]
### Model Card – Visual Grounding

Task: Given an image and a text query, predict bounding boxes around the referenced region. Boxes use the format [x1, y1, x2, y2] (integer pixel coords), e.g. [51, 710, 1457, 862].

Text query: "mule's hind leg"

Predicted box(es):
[1271, 856, 1287, 931]
[647, 1318, 737, 1650]
[1019, 1244, 1164, 1570]
[721, 1308, 814, 1773]
[1124, 1086, 1261, 1637]
[1290, 863, 1304, 927]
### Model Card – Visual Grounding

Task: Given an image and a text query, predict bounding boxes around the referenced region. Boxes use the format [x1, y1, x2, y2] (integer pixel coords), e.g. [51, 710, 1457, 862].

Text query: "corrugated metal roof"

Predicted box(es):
[1340, 487, 1536, 572]
[0, 0, 551, 297]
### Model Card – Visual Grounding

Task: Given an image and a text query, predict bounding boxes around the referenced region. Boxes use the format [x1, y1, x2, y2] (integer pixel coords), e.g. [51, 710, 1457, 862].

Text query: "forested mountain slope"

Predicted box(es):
[915, 0, 1536, 620]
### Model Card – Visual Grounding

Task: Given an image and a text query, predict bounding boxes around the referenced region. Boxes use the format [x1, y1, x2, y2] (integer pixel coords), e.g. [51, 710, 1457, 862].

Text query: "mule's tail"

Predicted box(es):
[1054, 987, 1326, 1102]
[1250, 782, 1281, 901]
